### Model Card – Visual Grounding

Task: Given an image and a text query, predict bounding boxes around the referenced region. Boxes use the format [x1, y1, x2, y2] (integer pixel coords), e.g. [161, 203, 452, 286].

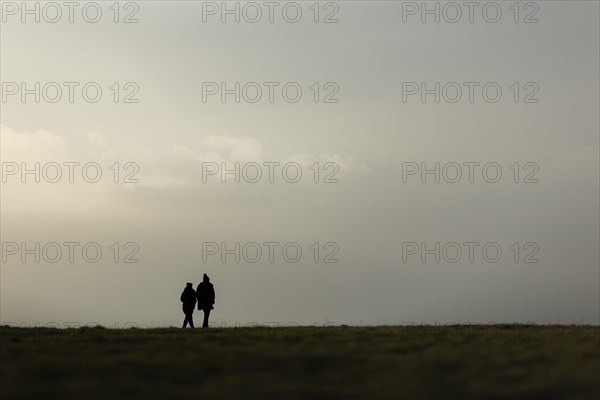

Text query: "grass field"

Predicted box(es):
[1, 325, 598, 399]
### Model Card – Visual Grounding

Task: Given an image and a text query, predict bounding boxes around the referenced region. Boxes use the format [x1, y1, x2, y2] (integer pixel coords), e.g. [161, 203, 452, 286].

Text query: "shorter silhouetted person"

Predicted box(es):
[181, 282, 197, 328]
[196, 274, 215, 328]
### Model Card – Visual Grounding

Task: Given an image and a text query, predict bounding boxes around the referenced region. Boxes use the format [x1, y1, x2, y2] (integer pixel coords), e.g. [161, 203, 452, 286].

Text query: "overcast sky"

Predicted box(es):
[1, 1, 598, 327]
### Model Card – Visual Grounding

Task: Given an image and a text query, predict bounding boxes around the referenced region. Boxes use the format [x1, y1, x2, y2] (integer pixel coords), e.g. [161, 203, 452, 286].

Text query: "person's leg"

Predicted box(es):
[183, 314, 189, 328]
[203, 309, 211, 328]
[189, 313, 195, 329]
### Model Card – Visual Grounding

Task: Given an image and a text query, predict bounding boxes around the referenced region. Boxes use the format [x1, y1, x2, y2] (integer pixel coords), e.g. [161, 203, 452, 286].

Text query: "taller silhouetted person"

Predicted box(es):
[180, 282, 197, 328]
[196, 274, 215, 328]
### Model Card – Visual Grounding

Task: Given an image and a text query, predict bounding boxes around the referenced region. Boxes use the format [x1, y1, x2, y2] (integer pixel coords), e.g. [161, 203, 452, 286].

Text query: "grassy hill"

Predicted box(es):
[1, 325, 598, 399]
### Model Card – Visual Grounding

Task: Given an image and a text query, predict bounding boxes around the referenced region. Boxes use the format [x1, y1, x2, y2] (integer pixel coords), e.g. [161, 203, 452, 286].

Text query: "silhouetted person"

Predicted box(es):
[180, 282, 197, 328]
[196, 274, 215, 328]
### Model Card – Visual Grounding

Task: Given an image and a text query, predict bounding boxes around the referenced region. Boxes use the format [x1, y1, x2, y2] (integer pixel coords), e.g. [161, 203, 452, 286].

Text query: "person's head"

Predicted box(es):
[186, 282, 193, 288]
[203, 273, 210, 282]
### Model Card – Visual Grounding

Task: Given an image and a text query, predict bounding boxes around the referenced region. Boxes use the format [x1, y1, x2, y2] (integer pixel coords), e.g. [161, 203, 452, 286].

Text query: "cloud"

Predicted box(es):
[281, 152, 372, 185]
[0, 125, 369, 190]
[1, 125, 70, 162]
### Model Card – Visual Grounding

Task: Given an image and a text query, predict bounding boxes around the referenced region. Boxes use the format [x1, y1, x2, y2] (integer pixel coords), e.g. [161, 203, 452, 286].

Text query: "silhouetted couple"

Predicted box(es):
[180, 274, 215, 328]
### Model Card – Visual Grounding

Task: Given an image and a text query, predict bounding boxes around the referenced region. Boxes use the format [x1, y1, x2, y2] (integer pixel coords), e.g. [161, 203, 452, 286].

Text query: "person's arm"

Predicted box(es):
[180, 291, 185, 302]
[196, 285, 202, 309]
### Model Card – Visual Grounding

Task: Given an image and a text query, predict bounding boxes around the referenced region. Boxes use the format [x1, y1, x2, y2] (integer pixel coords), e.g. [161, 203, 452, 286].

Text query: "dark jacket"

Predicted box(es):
[196, 281, 215, 310]
[180, 286, 197, 314]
